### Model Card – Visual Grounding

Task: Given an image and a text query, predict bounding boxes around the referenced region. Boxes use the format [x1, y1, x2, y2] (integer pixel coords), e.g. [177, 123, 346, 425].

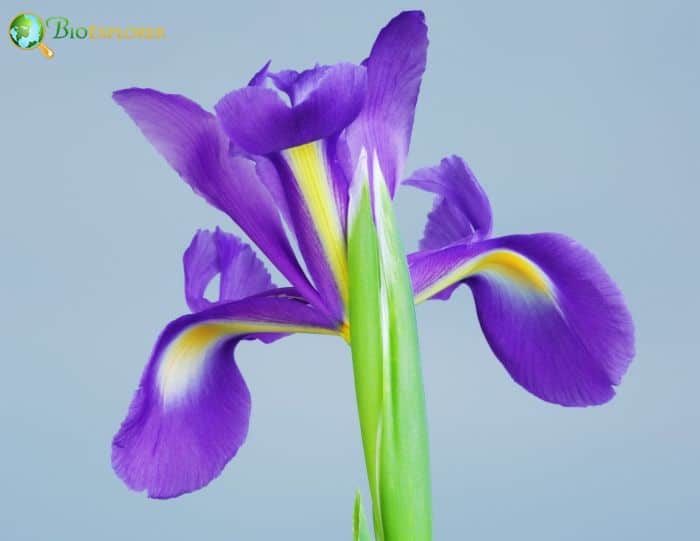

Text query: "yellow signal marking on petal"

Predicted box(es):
[158, 320, 338, 405]
[415, 249, 553, 305]
[283, 142, 349, 310]
[339, 321, 350, 343]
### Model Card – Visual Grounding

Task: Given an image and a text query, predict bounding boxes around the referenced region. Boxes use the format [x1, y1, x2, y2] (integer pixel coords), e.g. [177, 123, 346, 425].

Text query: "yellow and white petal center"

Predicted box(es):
[414, 249, 555, 305]
[156, 320, 338, 406]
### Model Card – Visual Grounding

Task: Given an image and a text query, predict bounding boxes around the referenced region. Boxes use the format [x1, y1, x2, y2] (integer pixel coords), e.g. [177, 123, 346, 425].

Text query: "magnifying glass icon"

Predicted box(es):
[9, 13, 55, 59]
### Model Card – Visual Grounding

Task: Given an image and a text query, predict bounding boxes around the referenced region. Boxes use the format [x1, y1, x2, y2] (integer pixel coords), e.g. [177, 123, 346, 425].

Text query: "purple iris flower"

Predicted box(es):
[112, 11, 634, 501]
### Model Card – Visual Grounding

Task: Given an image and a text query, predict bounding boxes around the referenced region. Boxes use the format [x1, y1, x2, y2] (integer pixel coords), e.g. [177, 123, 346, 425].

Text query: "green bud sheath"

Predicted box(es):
[348, 157, 432, 541]
[348, 175, 385, 537]
[354, 492, 372, 541]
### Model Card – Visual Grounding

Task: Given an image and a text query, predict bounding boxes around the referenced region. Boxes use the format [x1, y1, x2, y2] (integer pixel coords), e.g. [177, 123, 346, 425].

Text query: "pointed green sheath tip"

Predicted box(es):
[354, 491, 373, 541]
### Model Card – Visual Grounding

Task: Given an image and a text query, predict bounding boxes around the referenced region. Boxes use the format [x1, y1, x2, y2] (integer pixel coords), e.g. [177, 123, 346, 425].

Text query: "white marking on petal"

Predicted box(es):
[156, 323, 232, 407]
[348, 147, 369, 226]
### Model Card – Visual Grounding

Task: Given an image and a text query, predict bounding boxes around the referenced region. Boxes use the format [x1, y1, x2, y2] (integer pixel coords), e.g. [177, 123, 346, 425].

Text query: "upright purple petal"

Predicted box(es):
[248, 60, 272, 86]
[346, 11, 428, 195]
[267, 65, 334, 106]
[405, 155, 493, 250]
[217, 63, 356, 322]
[266, 68, 300, 97]
[246, 66, 299, 227]
[409, 234, 635, 406]
[183, 228, 274, 312]
[112, 296, 338, 499]
[113, 88, 329, 317]
[216, 65, 360, 321]
[215, 63, 366, 155]
[264, 138, 352, 322]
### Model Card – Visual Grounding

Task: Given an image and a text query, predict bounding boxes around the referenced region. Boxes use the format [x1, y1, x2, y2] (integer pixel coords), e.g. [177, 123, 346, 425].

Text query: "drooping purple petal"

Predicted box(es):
[409, 234, 635, 406]
[215, 63, 366, 155]
[346, 10, 428, 196]
[183, 228, 274, 312]
[113, 88, 330, 317]
[112, 295, 338, 499]
[405, 156, 493, 250]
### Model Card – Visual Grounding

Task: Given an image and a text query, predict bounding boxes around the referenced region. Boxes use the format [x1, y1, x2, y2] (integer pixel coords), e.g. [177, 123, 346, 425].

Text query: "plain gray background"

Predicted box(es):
[1, 0, 697, 539]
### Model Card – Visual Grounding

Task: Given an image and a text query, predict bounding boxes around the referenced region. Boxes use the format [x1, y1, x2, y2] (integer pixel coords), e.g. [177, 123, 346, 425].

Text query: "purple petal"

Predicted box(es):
[215, 63, 366, 155]
[409, 234, 635, 406]
[346, 11, 428, 196]
[113, 88, 329, 317]
[268, 64, 333, 106]
[183, 228, 275, 312]
[405, 155, 493, 250]
[112, 296, 338, 499]
[268, 141, 348, 322]
[267, 68, 300, 97]
[254, 155, 295, 228]
[248, 60, 271, 86]
[217, 67, 356, 316]
[217, 64, 356, 322]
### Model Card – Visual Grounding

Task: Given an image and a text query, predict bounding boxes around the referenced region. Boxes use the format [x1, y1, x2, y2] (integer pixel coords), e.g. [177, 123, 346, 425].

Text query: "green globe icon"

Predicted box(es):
[8, 13, 54, 58]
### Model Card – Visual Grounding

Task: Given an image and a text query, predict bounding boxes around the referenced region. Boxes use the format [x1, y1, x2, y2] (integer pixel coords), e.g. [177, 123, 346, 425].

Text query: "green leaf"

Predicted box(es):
[354, 491, 373, 541]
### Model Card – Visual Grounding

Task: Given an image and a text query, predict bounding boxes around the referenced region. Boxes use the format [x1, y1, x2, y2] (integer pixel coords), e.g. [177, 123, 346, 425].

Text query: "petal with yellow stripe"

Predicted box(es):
[280, 140, 349, 310]
[112, 295, 339, 499]
[409, 234, 634, 406]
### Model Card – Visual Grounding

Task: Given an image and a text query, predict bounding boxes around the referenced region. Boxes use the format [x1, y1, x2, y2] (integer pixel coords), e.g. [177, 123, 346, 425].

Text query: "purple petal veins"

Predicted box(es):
[410, 233, 635, 406]
[405, 156, 493, 250]
[215, 63, 366, 155]
[346, 11, 428, 196]
[113, 88, 331, 318]
[184, 228, 275, 312]
[112, 296, 337, 499]
[112, 9, 636, 506]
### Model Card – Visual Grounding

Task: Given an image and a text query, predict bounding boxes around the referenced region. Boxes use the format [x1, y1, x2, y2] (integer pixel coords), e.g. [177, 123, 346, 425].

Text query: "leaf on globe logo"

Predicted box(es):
[8, 13, 54, 58]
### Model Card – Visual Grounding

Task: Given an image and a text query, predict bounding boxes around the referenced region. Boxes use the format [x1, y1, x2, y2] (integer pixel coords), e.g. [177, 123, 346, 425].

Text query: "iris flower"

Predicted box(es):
[112, 10, 634, 540]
